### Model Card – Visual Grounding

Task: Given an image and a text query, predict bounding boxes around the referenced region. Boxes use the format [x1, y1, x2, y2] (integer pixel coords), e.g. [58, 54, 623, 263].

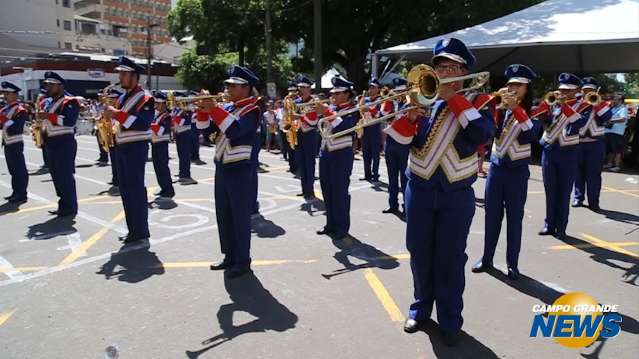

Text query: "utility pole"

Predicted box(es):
[145, 21, 158, 90]
[265, 0, 275, 98]
[313, 0, 322, 91]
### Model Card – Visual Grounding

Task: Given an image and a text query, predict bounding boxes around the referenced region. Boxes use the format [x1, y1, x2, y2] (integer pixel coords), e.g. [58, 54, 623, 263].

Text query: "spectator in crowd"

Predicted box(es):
[604, 94, 629, 172]
[264, 101, 278, 152]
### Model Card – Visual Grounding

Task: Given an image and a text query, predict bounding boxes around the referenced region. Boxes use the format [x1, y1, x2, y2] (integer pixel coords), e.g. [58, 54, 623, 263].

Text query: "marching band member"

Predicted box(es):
[172, 92, 197, 185]
[472, 64, 539, 280]
[105, 88, 122, 191]
[360, 78, 382, 182]
[151, 91, 175, 200]
[0, 82, 29, 203]
[35, 89, 50, 174]
[190, 91, 206, 166]
[315, 76, 359, 240]
[40, 72, 79, 217]
[103, 56, 155, 243]
[387, 38, 494, 345]
[382, 77, 410, 215]
[572, 77, 612, 211]
[281, 82, 298, 174]
[533, 73, 587, 240]
[294, 74, 319, 199]
[196, 65, 261, 278]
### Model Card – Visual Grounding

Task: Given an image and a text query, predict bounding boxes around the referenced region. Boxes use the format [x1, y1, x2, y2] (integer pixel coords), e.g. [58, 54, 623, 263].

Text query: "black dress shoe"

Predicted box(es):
[210, 260, 234, 271]
[48, 210, 59, 216]
[382, 207, 399, 214]
[3, 194, 14, 200]
[441, 330, 461, 347]
[538, 227, 555, 236]
[123, 235, 147, 244]
[225, 266, 252, 279]
[296, 193, 305, 197]
[471, 259, 493, 273]
[359, 177, 371, 181]
[8, 197, 27, 204]
[589, 204, 601, 212]
[507, 267, 520, 280]
[316, 228, 333, 235]
[403, 318, 420, 334]
[571, 200, 583, 207]
[554, 231, 567, 240]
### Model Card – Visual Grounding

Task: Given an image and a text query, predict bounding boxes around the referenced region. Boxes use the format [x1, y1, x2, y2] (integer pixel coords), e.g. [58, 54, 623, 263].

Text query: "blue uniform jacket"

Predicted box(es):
[490, 107, 539, 168]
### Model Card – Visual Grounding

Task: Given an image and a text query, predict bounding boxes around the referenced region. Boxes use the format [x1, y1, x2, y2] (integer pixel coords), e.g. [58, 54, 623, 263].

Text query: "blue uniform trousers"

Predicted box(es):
[110, 149, 119, 187]
[298, 131, 318, 196]
[362, 128, 381, 180]
[115, 141, 150, 238]
[45, 135, 78, 215]
[250, 136, 261, 213]
[319, 148, 354, 237]
[574, 141, 605, 207]
[215, 161, 253, 267]
[405, 183, 475, 332]
[191, 124, 201, 161]
[4, 142, 28, 200]
[151, 141, 175, 197]
[542, 147, 578, 233]
[384, 139, 409, 209]
[176, 130, 192, 179]
[482, 164, 529, 268]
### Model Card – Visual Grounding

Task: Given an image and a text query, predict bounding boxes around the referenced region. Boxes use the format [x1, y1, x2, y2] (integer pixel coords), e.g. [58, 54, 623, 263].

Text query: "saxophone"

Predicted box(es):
[96, 83, 118, 152]
[282, 94, 299, 149]
[31, 97, 44, 148]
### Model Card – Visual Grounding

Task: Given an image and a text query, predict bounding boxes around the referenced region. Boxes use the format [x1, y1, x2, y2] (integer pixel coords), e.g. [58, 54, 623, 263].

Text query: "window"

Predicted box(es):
[64, 42, 72, 50]
[63, 20, 72, 31]
[62, 0, 70, 7]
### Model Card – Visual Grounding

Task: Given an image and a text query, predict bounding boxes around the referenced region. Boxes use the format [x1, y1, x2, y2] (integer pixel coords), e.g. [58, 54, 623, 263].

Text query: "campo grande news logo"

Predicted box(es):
[529, 292, 622, 348]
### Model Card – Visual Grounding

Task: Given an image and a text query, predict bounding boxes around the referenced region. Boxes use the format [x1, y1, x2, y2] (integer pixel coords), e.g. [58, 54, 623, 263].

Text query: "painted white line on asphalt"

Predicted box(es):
[0, 179, 128, 235]
[0, 183, 375, 287]
[0, 256, 24, 281]
[57, 232, 83, 253]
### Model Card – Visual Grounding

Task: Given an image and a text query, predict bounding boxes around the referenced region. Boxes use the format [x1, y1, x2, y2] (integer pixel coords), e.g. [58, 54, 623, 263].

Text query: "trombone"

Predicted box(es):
[318, 64, 490, 139]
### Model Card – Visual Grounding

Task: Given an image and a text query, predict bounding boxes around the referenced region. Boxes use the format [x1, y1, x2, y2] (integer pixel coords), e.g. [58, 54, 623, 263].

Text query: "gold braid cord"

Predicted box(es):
[412, 105, 450, 159]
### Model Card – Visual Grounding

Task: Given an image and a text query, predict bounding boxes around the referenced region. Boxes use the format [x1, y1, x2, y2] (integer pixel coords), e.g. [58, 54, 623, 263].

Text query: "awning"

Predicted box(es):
[375, 0, 639, 74]
[73, 15, 102, 24]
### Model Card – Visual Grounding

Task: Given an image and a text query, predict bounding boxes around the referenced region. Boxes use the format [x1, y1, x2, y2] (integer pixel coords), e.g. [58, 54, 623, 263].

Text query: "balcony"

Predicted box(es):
[74, 0, 102, 19]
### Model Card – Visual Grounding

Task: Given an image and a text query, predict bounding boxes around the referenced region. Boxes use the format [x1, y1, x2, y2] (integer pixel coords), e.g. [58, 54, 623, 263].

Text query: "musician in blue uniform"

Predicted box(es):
[151, 91, 175, 200]
[391, 38, 494, 345]
[172, 94, 197, 185]
[360, 78, 382, 182]
[103, 56, 154, 242]
[382, 77, 411, 215]
[293, 74, 319, 199]
[0, 82, 29, 203]
[40, 72, 79, 217]
[196, 65, 261, 278]
[572, 77, 612, 211]
[105, 88, 122, 190]
[533, 73, 587, 240]
[315, 76, 359, 240]
[472, 64, 539, 280]
[189, 91, 206, 165]
[281, 82, 298, 174]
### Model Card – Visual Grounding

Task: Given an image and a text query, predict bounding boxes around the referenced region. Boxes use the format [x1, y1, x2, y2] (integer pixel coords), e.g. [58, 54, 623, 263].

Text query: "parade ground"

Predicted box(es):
[0, 135, 637, 359]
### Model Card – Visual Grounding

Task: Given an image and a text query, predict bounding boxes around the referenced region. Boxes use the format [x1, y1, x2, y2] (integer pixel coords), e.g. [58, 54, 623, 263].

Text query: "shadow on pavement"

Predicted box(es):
[185, 273, 297, 358]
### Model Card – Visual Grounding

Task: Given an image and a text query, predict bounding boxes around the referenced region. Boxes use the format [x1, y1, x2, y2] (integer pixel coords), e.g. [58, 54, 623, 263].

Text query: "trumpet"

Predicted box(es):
[290, 98, 331, 116]
[492, 88, 517, 108]
[544, 91, 563, 106]
[584, 91, 601, 106]
[318, 64, 490, 138]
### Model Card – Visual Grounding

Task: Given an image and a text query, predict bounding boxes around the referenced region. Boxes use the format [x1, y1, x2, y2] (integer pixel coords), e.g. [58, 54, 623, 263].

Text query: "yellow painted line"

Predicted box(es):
[58, 210, 126, 266]
[391, 253, 410, 260]
[11, 195, 113, 214]
[602, 186, 639, 198]
[549, 242, 639, 250]
[364, 268, 405, 323]
[0, 309, 16, 327]
[579, 233, 639, 258]
[0, 266, 47, 273]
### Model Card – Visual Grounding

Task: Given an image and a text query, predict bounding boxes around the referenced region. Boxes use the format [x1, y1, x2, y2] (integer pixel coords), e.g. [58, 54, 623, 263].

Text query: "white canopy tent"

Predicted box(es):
[374, 0, 639, 76]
